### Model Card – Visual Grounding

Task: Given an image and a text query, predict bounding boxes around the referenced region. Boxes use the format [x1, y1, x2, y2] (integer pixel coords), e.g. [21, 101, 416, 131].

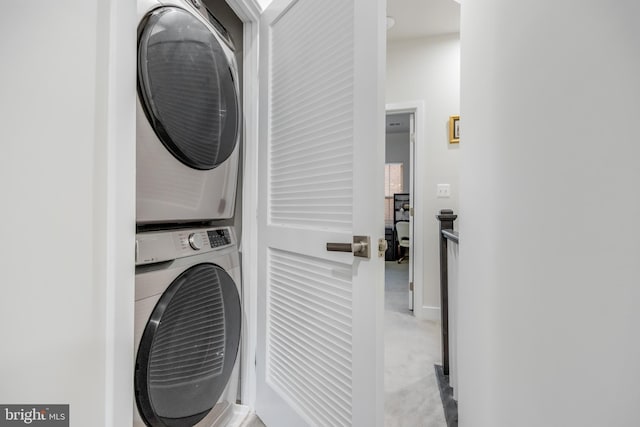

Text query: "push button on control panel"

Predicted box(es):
[207, 229, 231, 248]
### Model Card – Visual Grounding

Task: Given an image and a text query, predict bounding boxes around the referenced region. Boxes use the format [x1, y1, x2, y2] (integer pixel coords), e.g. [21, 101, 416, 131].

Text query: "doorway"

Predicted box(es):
[383, 101, 429, 319]
[384, 111, 413, 311]
[383, 111, 418, 425]
[383, 105, 446, 426]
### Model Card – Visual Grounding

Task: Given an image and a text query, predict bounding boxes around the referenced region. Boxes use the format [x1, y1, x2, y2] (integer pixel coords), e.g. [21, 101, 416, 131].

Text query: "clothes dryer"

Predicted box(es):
[137, 0, 241, 224]
[135, 226, 242, 426]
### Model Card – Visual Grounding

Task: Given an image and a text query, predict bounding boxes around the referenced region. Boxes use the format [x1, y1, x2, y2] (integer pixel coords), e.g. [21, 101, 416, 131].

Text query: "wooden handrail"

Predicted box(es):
[442, 229, 459, 244]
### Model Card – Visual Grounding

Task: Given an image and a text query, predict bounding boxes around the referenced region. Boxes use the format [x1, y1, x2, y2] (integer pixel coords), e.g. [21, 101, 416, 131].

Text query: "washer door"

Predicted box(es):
[138, 7, 239, 171]
[135, 263, 241, 427]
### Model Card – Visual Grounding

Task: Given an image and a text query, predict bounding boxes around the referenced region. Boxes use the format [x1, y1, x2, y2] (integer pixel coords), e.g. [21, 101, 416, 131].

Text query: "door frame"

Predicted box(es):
[225, 0, 261, 408]
[105, 0, 262, 421]
[385, 101, 427, 319]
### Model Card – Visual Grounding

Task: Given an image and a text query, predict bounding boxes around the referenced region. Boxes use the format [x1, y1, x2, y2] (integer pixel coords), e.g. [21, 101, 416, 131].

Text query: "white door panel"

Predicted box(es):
[256, 0, 385, 426]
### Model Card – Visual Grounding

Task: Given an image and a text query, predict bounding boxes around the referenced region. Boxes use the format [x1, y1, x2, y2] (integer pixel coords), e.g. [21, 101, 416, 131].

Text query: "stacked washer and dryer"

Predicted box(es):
[135, 0, 244, 426]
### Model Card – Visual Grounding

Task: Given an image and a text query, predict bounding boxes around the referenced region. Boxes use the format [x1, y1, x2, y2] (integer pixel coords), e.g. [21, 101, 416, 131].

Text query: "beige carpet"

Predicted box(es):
[384, 261, 447, 427]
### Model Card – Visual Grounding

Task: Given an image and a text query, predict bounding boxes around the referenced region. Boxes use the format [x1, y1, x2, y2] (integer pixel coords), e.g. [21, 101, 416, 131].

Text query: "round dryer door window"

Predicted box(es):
[135, 263, 241, 427]
[138, 7, 240, 170]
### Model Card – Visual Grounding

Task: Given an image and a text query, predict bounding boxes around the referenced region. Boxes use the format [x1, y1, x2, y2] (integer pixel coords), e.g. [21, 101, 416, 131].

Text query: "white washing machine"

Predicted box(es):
[137, 0, 241, 224]
[135, 225, 242, 426]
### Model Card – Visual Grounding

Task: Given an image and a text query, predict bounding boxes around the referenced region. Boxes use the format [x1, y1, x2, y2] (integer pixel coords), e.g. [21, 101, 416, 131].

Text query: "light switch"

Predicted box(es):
[437, 184, 451, 198]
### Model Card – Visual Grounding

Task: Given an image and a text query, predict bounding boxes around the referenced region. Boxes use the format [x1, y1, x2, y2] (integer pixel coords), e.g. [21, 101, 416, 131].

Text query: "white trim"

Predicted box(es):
[408, 112, 415, 311]
[103, 0, 136, 425]
[226, 0, 261, 409]
[420, 305, 441, 322]
[227, 0, 263, 21]
[385, 101, 429, 320]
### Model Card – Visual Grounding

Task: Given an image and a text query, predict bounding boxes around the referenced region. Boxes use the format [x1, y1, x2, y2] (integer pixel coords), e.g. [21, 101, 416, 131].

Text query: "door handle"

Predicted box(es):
[326, 236, 371, 259]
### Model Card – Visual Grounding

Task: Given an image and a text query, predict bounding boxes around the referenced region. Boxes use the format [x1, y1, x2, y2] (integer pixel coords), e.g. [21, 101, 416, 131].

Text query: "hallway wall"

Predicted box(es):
[459, 2, 640, 426]
[386, 34, 461, 318]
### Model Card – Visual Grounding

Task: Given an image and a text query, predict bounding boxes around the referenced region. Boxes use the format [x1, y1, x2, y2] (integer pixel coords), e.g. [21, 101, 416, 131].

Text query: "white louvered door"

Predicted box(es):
[255, 0, 385, 426]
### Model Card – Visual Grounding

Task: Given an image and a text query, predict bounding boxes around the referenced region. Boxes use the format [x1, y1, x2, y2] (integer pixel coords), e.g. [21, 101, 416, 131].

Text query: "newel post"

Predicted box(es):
[437, 209, 457, 375]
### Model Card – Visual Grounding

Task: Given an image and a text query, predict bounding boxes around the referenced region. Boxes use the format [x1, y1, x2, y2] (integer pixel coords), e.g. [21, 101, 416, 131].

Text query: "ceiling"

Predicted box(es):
[386, 0, 461, 41]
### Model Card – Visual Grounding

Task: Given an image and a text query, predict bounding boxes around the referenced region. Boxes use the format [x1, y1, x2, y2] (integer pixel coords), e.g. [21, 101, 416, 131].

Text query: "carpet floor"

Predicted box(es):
[385, 261, 447, 427]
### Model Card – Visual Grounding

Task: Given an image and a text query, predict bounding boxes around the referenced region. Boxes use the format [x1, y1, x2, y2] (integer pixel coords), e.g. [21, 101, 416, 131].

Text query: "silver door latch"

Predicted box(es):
[378, 238, 388, 258]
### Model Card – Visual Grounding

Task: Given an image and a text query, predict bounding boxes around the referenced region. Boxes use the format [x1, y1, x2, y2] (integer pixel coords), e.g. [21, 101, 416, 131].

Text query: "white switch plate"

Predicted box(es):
[437, 184, 451, 198]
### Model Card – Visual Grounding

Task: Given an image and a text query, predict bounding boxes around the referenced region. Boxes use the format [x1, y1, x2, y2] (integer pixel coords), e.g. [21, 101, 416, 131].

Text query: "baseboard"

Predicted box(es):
[416, 305, 440, 321]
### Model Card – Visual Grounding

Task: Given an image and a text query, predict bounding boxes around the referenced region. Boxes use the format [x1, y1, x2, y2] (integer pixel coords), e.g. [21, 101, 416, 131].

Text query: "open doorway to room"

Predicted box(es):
[384, 112, 413, 312]
[383, 107, 445, 426]
[383, 0, 460, 422]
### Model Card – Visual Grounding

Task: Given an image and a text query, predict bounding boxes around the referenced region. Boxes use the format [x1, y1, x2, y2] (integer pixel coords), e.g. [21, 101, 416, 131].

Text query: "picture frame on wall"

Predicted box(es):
[449, 115, 460, 143]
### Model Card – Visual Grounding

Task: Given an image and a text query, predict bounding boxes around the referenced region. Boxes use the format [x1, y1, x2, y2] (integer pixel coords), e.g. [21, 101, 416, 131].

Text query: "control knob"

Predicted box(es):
[188, 233, 204, 250]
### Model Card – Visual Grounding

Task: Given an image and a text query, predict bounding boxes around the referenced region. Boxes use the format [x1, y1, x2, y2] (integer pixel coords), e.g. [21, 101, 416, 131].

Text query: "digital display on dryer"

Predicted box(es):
[207, 229, 231, 248]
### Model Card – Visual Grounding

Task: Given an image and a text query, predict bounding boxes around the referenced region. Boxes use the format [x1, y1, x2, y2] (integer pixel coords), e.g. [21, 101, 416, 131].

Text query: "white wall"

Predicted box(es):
[0, 2, 135, 425]
[386, 34, 460, 316]
[459, 2, 640, 426]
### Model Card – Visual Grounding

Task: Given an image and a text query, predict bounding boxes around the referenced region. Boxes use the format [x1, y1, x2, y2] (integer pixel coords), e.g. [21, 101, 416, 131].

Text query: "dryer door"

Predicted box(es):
[138, 7, 239, 171]
[135, 263, 241, 427]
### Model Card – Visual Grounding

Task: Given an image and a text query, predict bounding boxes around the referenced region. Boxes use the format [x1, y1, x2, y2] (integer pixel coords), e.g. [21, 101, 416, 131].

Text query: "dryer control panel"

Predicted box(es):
[207, 228, 232, 248]
[136, 226, 236, 266]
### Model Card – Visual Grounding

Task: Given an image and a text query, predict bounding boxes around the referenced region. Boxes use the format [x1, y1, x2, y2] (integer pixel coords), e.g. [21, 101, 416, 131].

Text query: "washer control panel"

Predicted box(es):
[136, 226, 236, 265]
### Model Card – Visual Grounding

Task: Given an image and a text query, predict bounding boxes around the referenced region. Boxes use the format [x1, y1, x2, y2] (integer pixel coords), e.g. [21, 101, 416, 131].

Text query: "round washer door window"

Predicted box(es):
[138, 7, 240, 170]
[135, 263, 241, 427]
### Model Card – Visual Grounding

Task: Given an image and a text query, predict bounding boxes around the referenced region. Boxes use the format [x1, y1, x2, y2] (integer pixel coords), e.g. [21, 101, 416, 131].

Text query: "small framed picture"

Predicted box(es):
[449, 115, 460, 143]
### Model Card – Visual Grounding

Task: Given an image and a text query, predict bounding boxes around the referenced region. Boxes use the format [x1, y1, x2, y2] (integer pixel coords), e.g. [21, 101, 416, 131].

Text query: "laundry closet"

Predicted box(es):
[135, 0, 387, 425]
[134, 0, 247, 425]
